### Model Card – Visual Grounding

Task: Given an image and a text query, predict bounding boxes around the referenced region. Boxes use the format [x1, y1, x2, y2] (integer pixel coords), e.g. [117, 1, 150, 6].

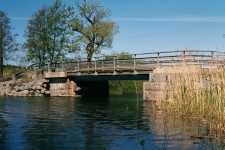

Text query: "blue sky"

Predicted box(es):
[1, 0, 225, 54]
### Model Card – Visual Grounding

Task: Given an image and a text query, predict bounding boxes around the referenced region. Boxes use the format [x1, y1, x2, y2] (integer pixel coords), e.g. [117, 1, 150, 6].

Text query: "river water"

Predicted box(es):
[0, 96, 224, 150]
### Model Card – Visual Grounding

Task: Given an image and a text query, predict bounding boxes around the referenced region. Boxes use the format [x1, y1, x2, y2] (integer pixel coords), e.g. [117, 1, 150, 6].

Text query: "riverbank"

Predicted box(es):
[0, 79, 49, 96]
[109, 80, 143, 95]
[0, 70, 50, 96]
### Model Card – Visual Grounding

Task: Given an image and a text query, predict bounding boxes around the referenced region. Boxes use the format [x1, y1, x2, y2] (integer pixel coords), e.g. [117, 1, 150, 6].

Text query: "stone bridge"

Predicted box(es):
[43, 50, 225, 98]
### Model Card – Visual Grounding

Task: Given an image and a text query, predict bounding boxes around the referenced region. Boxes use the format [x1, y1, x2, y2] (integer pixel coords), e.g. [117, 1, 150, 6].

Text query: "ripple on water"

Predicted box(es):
[0, 96, 224, 150]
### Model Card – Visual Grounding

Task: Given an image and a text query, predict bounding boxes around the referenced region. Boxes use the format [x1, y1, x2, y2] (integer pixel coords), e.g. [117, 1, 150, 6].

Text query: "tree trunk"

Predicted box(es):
[0, 41, 3, 79]
[0, 54, 3, 79]
[0, 26, 3, 79]
[86, 43, 94, 62]
[87, 53, 92, 62]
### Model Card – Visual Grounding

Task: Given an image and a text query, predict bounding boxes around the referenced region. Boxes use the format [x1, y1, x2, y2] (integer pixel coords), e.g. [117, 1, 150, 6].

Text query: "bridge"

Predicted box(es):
[44, 50, 225, 97]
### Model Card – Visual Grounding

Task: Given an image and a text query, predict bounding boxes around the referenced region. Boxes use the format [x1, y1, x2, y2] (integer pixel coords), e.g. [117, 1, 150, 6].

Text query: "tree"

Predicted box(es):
[0, 11, 17, 78]
[71, 0, 118, 62]
[104, 52, 132, 61]
[25, 8, 48, 68]
[25, 0, 75, 68]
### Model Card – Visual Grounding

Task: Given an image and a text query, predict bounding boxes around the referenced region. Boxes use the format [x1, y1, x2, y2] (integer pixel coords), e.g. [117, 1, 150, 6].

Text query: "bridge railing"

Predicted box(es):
[41, 50, 225, 74]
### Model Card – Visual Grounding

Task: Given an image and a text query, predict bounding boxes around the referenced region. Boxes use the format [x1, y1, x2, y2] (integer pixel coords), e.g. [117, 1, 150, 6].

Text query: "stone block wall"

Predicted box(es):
[143, 75, 168, 101]
[0, 79, 50, 96]
[49, 78, 76, 96]
[143, 65, 202, 101]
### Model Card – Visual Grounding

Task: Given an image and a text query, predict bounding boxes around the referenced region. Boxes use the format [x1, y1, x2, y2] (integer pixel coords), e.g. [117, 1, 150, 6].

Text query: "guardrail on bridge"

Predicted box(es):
[30, 50, 225, 75]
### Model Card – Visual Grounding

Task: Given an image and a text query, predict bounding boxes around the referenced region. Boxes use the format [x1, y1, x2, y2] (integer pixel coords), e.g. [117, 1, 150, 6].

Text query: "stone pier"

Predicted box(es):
[143, 73, 168, 101]
[45, 72, 76, 96]
[143, 65, 203, 101]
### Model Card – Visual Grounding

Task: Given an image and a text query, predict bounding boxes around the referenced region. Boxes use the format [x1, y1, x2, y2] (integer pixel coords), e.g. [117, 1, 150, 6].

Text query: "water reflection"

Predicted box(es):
[0, 99, 8, 150]
[143, 102, 225, 150]
[0, 96, 224, 150]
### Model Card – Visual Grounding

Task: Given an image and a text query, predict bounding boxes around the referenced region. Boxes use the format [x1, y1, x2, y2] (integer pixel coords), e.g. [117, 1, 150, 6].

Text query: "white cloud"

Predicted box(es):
[11, 16, 225, 23]
[114, 16, 225, 23]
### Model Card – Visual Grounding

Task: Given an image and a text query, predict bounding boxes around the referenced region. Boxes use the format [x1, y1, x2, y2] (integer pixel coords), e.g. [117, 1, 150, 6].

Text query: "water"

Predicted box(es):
[0, 96, 224, 150]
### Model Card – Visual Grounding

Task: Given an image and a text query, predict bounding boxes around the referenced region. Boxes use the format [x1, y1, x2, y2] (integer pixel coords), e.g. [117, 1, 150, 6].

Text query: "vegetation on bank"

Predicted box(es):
[156, 65, 225, 141]
[107, 52, 143, 95]
[109, 80, 143, 95]
[3, 65, 25, 78]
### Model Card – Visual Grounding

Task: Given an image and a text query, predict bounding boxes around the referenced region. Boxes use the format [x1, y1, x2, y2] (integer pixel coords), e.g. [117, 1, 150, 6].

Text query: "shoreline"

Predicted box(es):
[0, 78, 50, 97]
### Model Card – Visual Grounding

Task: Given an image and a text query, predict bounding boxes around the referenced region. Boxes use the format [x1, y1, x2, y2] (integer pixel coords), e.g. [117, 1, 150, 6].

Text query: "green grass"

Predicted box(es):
[3, 65, 25, 77]
[109, 80, 143, 95]
[2, 65, 29, 81]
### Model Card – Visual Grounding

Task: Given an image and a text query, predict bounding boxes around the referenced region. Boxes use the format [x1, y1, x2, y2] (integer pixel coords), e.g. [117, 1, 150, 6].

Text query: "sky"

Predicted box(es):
[1, 0, 225, 54]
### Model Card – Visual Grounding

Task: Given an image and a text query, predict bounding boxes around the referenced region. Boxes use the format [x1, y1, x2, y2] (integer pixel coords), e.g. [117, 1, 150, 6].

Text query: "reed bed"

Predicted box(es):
[155, 64, 225, 140]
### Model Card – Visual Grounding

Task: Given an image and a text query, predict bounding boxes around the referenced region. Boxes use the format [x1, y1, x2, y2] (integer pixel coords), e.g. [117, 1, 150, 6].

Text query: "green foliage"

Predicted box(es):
[0, 11, 17, 78]
[25, 0, 118, 66]
[3, 65, 25, 78]
[109, 80, 143, 95]
[104, 52, 132, 60]
[105, 52, 142, 95]
[25, 0, 76, 68]
[71, 0, 118, 61]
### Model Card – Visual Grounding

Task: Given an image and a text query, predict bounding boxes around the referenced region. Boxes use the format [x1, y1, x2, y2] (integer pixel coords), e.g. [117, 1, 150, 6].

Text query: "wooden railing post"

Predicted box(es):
[113, 56, 117, 75]
[77, 60, 80, 75]
[48, 63, 50, 72]
[224, 52, 225, 67]
[183, 50, 186, 63]
[157, 52, 160, 67]
[211, 51, 214, 65]
[61, 60, 64, 71]
[101, 59, 104, 71]
[94, 58, 97, 75]
[87, 61, 90, 73]
[133, 54, 137, 74]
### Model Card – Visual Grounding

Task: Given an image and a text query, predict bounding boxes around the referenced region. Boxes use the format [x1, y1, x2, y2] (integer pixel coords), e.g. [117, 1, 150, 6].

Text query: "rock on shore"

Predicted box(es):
[0, 79, 50, 96]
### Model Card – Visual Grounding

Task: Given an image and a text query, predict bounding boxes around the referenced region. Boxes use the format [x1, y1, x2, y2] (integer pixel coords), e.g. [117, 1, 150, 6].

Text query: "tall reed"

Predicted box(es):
[156, 64, 225, 139]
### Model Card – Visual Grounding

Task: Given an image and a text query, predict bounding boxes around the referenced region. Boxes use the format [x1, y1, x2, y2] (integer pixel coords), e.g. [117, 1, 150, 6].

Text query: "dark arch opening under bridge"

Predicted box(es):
[68, 74, 150, 81]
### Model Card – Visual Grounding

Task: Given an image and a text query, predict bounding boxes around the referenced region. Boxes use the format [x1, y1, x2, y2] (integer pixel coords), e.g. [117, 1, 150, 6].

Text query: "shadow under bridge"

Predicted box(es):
[67, 74, 150, 97]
